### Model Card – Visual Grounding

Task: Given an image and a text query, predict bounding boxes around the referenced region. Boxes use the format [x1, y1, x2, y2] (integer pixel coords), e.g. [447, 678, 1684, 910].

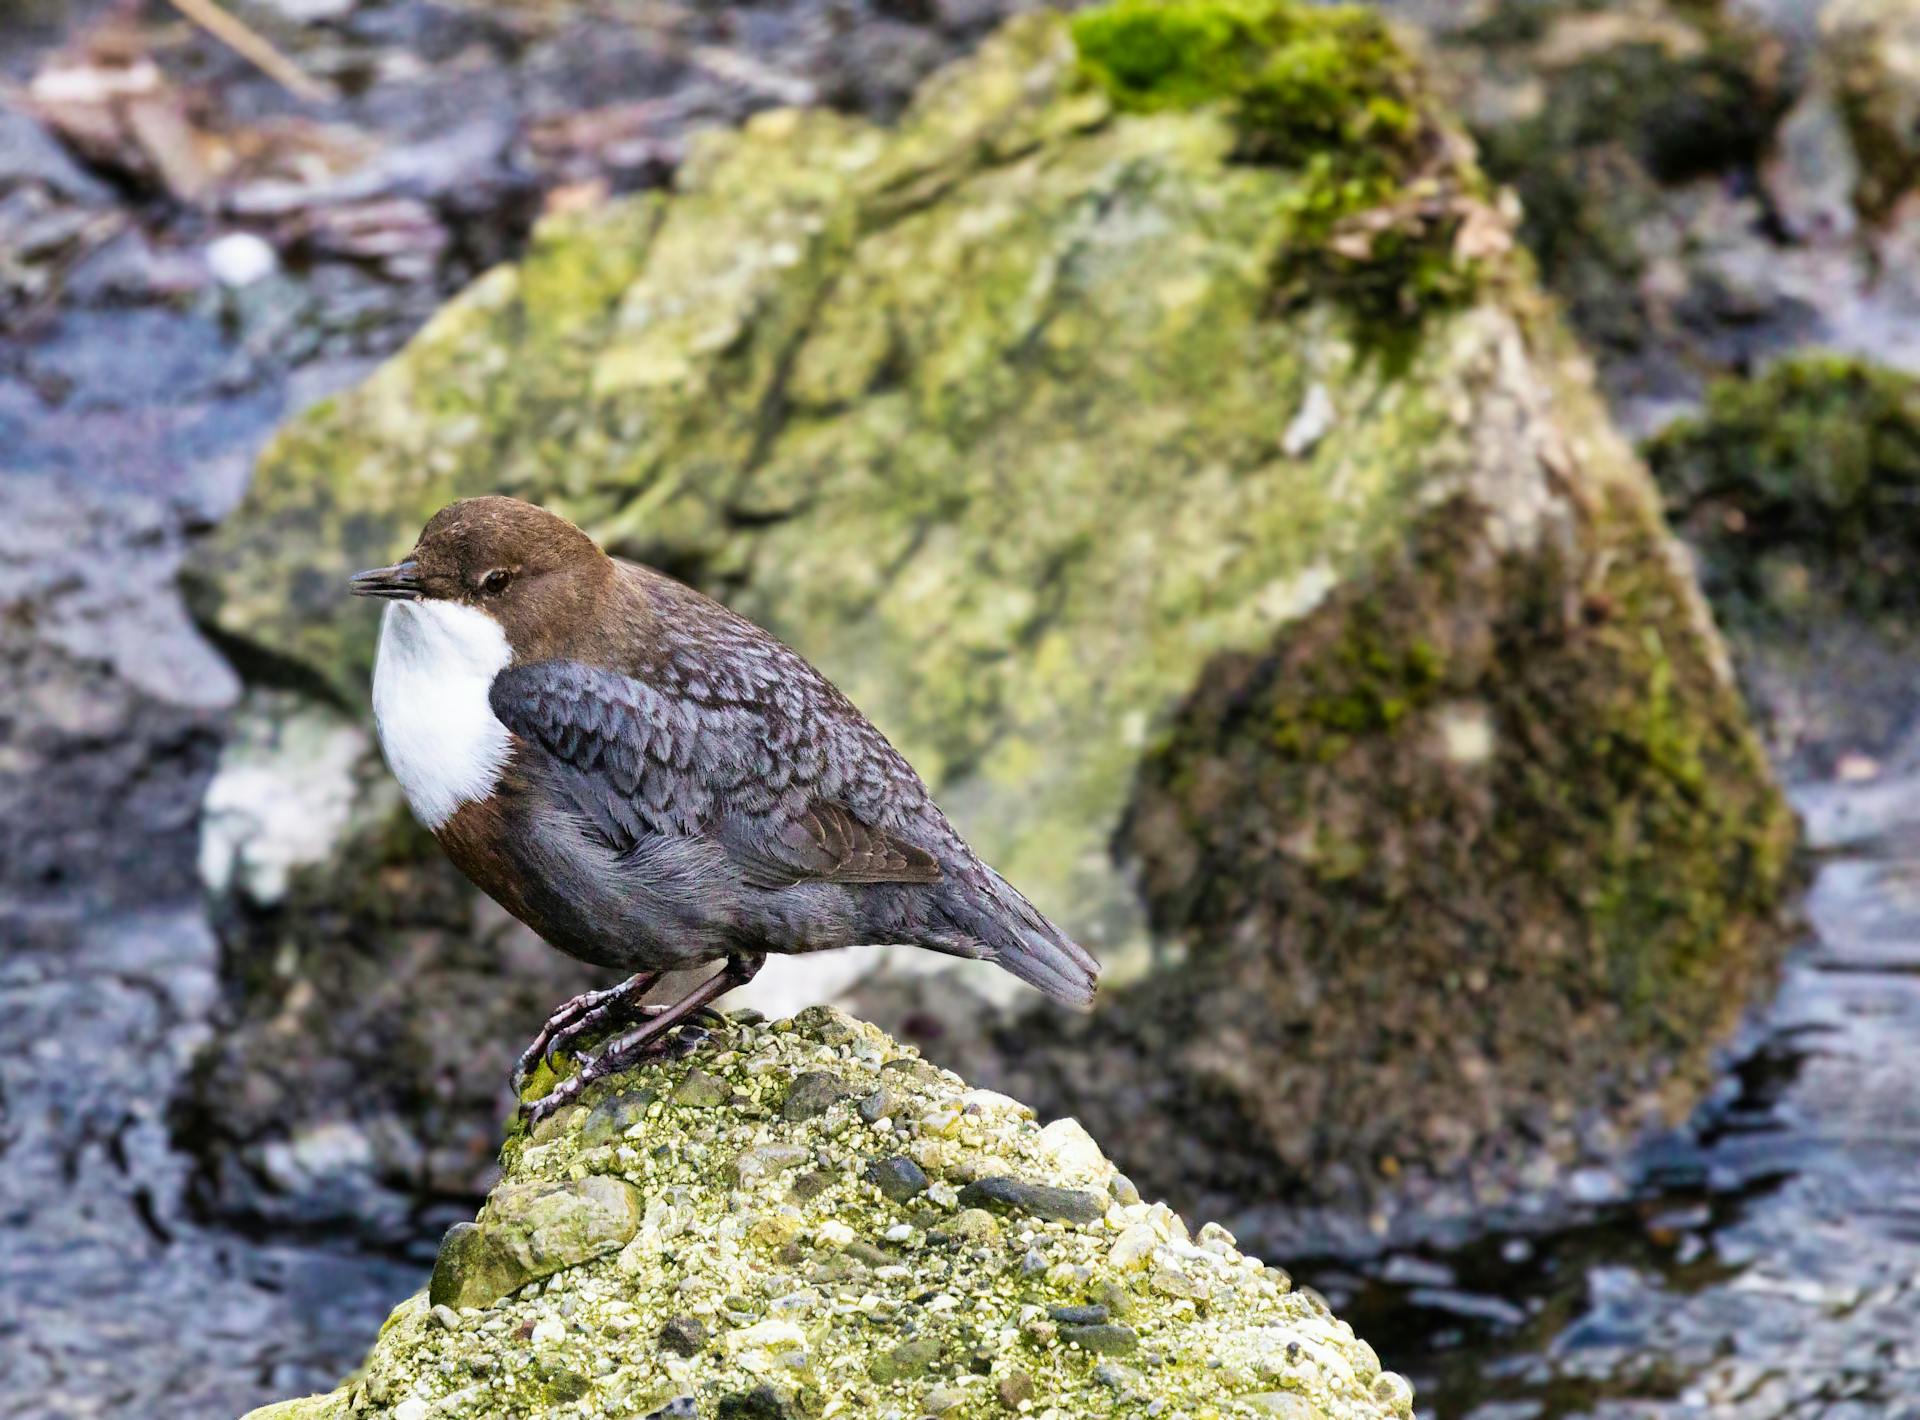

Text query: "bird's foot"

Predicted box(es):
[511, 971, 658, 1098]
[520, 955, 764, 1129]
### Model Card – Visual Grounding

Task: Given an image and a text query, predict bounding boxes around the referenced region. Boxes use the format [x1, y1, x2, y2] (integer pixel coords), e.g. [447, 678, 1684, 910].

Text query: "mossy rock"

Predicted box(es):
[240, 1008, 1415, 1420]
[1647, 353, 1920, 623]
[1644, 352, 1920, 770]
[188, 5, 1790, 1229]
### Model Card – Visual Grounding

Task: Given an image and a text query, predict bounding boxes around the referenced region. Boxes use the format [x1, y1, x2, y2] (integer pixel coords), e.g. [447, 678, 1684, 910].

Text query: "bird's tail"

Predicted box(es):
[936, 865, 1100, 1010]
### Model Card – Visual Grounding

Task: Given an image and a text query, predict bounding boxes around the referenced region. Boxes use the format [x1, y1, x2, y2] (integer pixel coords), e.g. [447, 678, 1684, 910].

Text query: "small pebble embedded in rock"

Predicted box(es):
[959, 1175, 1106, 1223]
[1060, 1322, 1140, 1355]
[670, 1068, 730, 1108]
[716, 1382, 800, 1419]
[781, 1070, 849, 1121]
[733, 1143, 810, 1185]
[997, 1368, 1035, 1408]
[866, 1153, 929, 1202]
[658, 1315, 707, 1357]
[579, 1088, 657, 1147]
[1048, 1303, 1110, 1324]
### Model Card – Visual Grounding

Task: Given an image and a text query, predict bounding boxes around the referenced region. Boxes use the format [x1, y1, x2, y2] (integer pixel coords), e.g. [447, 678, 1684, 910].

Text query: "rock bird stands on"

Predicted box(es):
[351, 497, 1099, 1122]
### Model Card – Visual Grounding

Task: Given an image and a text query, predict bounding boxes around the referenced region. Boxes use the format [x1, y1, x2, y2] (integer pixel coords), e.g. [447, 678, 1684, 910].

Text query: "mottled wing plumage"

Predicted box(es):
[485, 564, 1098, 1009]
[488, 640, 941, 892]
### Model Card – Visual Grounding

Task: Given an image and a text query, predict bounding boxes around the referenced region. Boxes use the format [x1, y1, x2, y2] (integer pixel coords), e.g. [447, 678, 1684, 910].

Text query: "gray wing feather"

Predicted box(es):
[489, 657, 941, 891]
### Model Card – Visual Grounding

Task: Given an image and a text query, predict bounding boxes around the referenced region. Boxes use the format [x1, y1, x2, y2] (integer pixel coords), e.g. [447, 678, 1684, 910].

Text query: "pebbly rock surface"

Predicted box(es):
[186, 1, 1794, 1243]
[242, 1006, 1414, 1420]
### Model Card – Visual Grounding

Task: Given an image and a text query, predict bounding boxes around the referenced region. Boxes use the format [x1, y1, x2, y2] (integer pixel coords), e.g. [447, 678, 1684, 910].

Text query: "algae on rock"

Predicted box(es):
[241, 1007, 1415, 1420]
[188, 3, 1791, 1237]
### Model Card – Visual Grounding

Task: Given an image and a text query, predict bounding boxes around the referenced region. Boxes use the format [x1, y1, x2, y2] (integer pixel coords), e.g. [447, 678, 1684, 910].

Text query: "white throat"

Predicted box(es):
[371, 599, 514, 830]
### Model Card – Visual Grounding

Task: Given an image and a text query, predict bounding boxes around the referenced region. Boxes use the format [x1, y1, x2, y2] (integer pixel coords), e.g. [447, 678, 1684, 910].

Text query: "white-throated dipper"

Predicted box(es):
[350, 496, 1099, 1123]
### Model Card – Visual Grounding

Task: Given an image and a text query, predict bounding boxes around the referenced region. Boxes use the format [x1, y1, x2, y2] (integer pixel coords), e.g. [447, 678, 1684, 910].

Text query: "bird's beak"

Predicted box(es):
[348, 560, 422, 600]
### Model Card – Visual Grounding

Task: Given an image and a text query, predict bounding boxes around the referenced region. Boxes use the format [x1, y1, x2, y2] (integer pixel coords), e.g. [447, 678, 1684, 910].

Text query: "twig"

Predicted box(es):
[165, 0, 333, 104]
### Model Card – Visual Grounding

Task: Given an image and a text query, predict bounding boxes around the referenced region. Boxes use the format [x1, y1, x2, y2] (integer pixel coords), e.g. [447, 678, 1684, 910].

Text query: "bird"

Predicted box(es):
[349, 496, 1099, 1124]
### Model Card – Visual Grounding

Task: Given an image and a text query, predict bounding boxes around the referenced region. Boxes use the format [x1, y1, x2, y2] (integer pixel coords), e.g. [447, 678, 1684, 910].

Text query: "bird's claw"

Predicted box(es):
[516, 956, 763, 1127]
[509, 972, 659, 1098]
[519, 1016, 704, 1127]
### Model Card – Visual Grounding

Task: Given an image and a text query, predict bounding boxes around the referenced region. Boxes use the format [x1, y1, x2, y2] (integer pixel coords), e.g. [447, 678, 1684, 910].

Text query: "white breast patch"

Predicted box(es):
[371, 599, 514, 830]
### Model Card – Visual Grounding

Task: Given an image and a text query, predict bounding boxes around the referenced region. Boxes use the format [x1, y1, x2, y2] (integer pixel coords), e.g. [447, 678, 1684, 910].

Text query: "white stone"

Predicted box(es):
[199, 699, 372, 904]
[207, 231, 278, 287]
[1037, 1117, 1106, 1175]
[814, 1220, 855, 1248]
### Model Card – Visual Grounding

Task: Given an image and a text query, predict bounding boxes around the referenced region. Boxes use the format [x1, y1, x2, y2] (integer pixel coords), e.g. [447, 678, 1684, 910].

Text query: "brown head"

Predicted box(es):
[349, 496, 614, 660]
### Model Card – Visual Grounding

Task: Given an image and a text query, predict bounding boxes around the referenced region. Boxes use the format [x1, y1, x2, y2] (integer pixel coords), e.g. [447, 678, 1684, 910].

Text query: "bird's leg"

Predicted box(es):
[512, 971, 659, 1097]
[522, 954, 765, 1127]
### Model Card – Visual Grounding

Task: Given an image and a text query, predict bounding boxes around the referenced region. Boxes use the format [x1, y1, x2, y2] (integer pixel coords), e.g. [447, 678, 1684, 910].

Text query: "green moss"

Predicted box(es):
[1268, 616, 1447, 760]
[1071, 0, 1491, 330]
[1644, 354, 1920, 626]
[1071, 0, 1420, 159]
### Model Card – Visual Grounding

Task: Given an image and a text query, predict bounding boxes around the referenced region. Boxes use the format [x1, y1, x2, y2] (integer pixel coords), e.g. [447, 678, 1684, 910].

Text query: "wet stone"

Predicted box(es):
[866, 1154, 929, 1203]
[782, 1070, 850, 1121]
[1060, 1322, 1138, 1355]
[671, 1068, 730, 1107]
[959, 1176, 1106, 1224]
[579, 1087, 658, 1147]
[1048, 1303, 1110, 1324]
[658, 1315, 707, 1357]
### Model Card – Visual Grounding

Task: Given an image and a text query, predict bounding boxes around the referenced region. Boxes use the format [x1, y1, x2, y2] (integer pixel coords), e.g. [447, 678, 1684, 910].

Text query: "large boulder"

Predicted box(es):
[185, 2, 1794, 1243]
[241, 1007, 1415, 1420]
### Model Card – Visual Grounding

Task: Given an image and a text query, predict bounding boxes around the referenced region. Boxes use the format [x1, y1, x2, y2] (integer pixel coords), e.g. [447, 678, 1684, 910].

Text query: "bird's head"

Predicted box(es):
[349, 496, 613, 659]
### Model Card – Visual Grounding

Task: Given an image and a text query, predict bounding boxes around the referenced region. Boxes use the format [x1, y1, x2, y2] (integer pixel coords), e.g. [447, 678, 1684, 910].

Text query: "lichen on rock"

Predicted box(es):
[242, 1007, 1413, 1420]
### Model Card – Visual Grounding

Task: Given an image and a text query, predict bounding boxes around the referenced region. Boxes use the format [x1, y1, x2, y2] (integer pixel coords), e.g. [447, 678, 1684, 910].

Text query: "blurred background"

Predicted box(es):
[7, 0, 1920, 1415]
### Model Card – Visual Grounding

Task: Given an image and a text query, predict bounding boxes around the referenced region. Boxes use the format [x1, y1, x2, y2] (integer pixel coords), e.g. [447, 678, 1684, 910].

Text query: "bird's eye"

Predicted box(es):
[480, 569, 513, 595]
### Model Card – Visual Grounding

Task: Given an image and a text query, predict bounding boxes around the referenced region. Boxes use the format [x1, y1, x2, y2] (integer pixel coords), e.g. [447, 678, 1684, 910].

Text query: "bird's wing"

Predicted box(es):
[488, 658, 941, 890]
